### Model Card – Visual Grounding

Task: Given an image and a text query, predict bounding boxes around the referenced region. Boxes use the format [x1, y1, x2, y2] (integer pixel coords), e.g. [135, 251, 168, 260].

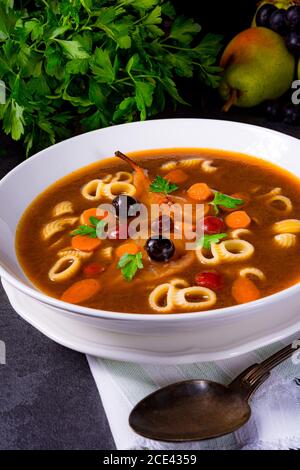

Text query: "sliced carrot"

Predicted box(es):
[225, 210, 251, 229]
[115, 242, 140, 258]
[71, 235, 102, 252]
[232, 277, 260, 304]
[165, 169, 188, 184]
[83, 263, 105, 277]
[61, 279, 101, 304]
[187, 183, 213, 202]
[81, 208, 108, 226]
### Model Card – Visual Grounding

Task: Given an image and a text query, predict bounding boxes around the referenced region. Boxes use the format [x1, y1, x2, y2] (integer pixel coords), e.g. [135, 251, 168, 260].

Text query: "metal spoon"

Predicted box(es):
[129, 341, 300, 442]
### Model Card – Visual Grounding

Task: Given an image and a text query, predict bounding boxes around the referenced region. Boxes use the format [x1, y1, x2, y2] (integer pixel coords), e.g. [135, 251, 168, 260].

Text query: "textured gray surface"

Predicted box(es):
[0, 139, 115, 450]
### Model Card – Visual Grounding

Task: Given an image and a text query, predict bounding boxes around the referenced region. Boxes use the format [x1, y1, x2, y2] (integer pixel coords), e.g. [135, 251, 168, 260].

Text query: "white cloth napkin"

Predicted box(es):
[87, 333, 300, 450]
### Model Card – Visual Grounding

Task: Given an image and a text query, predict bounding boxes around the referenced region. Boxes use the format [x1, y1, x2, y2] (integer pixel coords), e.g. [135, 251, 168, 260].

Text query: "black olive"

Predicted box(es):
[112, 195, 138, 218]
[146, 237, 175, 262]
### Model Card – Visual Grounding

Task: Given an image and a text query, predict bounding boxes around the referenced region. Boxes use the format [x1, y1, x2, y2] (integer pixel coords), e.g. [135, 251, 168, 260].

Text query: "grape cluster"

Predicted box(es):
[256, 3, 300, 124]
[265, 95, 300, 124]
[256, 4, 300, 56]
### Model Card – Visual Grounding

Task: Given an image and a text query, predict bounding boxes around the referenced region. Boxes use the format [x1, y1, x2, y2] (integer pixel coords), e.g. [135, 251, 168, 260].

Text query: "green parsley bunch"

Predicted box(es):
[0, 0, 223, 155]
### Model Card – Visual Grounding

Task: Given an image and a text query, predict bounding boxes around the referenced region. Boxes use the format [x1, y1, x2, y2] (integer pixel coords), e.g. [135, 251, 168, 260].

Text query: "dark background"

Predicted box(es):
[1, 0, 300, 450]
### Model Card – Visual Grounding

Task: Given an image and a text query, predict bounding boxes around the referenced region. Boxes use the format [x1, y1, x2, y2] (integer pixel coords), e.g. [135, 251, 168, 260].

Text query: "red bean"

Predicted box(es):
[195, 271, 223, 290]
[203, 216, 225, 235]
[83, 263, 106, 277]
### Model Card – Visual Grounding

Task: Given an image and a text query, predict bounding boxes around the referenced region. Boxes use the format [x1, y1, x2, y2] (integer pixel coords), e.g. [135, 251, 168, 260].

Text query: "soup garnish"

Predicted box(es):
[16, 148, 300, 314]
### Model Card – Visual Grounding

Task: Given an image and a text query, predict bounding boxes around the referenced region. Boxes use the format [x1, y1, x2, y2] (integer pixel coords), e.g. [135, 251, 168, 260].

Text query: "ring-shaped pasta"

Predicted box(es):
[99, 246, 113, 261]
[274, 233, 297, 248]
[169, 278, 189, 289]
[196, 242, 222, 266]
[216, 239, 255, 262]
[160, 161, 177, 172]
[42, 217, 78, 240]
[111, 171, 133, 184]
[161, 159, 204, 172]
[81, 179, 104, 201]
[173, 286, 217, 311]
[148, 283, 175, 313]
[52, 201, 73, 217]
[48, 255, 81, 282]
[102, 181, 136, 200]
[266, 195, 293, 215]
[196, 239, 254, 266]
[229, 228, 252, 239]
[179, 158, 203, 168]
[239, 267, 266, 282]
[201, 160, 217, 173]
[272, 219, 300, 234]
[256, 187, 281, 200]
[102, 174, 113, 183]
[57, 247, 92, 260]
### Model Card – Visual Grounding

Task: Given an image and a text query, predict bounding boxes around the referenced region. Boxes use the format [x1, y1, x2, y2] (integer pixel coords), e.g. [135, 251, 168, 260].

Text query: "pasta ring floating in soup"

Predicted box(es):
[52, 201, 74, 217]
[49, 255, 81, 282]
[196, 239, 254, 266]
[273, 233, 297, 248]
[42, 217, 78, 240]
[148, 278, 216, 313]
[16, 148, 300, 314]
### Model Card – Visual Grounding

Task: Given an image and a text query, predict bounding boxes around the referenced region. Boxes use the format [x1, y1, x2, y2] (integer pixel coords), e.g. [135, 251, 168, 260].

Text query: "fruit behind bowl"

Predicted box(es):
[219, 27, 295, 110]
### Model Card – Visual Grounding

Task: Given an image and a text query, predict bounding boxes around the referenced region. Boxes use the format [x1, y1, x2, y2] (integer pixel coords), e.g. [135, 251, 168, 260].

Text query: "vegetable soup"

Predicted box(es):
[16, 149, 300, 314]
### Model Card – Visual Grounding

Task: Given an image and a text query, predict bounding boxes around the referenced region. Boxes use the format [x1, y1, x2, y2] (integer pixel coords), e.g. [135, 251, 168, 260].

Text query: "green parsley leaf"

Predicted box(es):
[71, 216, 107, 238]
[135, 80, 155, 121]
[66, 59, 89, 75]
[210, 192, 244, 214]
[0, 1, 223, 155]
[55, 39, 90, 59]
[71, 225, 98, 238]
[197, 233, 227, 249]
[117, 252, 144, 281]
[90, 48, 115, 84]
[3, 99, 25, 140]
[169, 16, 201, 44]
[149, 175, 179, 195]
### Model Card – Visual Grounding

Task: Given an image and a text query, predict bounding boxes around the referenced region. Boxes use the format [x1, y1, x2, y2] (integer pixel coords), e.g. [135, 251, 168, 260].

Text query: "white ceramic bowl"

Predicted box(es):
[1, 119, 300, 363]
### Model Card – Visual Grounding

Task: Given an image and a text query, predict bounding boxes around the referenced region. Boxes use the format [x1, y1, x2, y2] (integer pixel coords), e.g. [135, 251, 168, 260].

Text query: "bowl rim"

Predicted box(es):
[2, 117, 300, 322]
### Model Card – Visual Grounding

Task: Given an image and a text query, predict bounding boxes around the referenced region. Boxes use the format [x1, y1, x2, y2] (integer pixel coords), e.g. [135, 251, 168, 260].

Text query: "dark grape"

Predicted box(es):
[269, 9, 288, 35]
[285, 5, 300, 30]
[265, 100, 282, 121]
[255, 4, 277, 27]
[146, 237, 175, 262]
[282, 104, 300, 124]
[285, 31, 300, 56]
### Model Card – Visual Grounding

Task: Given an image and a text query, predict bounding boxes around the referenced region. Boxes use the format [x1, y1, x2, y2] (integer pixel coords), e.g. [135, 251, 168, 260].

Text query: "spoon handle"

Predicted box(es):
[230, 340, 300, 399]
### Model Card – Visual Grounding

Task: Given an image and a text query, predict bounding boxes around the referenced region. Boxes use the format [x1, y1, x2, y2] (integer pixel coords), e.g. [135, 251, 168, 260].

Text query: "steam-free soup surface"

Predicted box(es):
[16, 149, 300, 314]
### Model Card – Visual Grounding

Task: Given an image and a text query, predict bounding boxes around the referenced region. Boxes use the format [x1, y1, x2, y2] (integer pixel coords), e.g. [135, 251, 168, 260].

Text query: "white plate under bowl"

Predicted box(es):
[1, 119, 300, 363]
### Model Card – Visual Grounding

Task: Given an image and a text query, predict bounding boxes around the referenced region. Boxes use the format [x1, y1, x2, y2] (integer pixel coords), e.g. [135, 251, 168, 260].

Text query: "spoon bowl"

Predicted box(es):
[129, 342, 299, 442]
[130, 380, 251, 441]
